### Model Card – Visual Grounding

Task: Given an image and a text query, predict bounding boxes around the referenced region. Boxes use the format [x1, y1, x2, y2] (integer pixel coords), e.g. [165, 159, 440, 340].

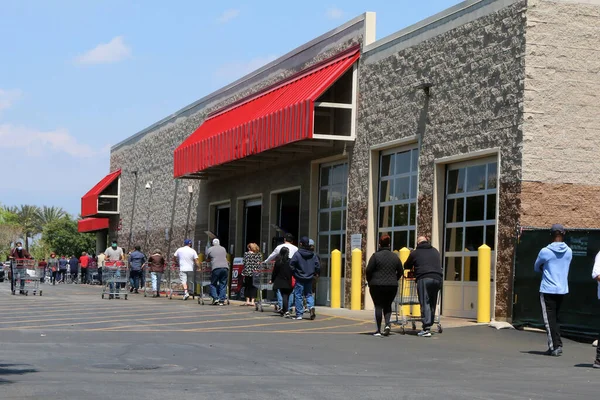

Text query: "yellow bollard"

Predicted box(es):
[351, 248, 362, 310]
[477, 244, 491, 323]
[198, 253, 205, 263]
[330, 250, 342, 309]
[399, 247, 410, 265]
[399, 247, 420, 317]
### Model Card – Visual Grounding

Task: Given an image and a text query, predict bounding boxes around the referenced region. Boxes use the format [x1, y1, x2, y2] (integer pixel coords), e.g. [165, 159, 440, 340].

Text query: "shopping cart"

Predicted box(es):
[394, 276, 442, 334]
[101, 261, 130, 300]
[196, 262, 212, 305]
[253, 262, 274, 312]
[166, 261, 196, 300]
[87, 261, 101, 285]
[11, 259, 43, 296]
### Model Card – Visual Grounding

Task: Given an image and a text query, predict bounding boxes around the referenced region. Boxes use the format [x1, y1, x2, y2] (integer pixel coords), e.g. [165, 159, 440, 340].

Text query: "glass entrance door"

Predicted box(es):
[214, 205, 230, 250]
[442, 160, 498, 318]
[244, 199, 262, 250]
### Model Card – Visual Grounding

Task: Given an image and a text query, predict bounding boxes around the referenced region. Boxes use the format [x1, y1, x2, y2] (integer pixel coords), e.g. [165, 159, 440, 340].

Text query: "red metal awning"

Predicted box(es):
[78, 217, 109, 233]
[81, 169, 121, 217]
[173, 47, 360, 178]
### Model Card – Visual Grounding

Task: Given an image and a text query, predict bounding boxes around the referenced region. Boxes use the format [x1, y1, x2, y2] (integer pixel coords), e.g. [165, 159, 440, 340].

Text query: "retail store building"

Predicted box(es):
[79, 0, 600, 320]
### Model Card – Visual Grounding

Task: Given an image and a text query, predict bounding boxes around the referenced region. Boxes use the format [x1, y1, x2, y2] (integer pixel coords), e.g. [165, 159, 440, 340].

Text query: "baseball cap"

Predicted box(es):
[300, 236, 310, 246]
[308, 239, 315, 246]
[184, 239, 192, 246]
[550, 224, 565, 234]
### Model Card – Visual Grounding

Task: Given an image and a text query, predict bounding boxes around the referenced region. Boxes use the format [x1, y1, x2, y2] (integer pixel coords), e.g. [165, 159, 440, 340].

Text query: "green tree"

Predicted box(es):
[0, 206, 22, 261]
[12, 205, 42, 251]
[36, 206, 67, 226]
[43, 217, 95, 257]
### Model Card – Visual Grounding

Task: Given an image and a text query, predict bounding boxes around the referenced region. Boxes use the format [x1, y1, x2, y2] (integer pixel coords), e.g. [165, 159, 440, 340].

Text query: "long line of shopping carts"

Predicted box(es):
[393, 275, 443, 335]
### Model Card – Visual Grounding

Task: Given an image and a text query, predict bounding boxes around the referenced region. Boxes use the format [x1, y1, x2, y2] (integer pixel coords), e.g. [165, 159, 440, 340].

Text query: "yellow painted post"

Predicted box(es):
[351, 248, 362, 310]
[477, 244, 491, 323]
[330, 250, 342, 309]
[398, 247, 420, 317]
[399, 247, 410, 265]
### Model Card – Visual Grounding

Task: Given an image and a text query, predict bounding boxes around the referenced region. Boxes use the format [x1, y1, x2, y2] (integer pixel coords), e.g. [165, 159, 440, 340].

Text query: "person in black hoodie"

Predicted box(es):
[403, 236, 443, 337]
[271, 247, 293, 318]
[290, 236, 320, 320]
[366, 235, 403, 337]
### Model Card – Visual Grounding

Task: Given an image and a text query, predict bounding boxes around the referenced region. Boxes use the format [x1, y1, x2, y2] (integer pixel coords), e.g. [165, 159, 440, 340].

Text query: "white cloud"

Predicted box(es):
[326, 7, 344, 19]
[74, 36, 131, 65]
[217, 9, 241, 24]
[0, 88, 22, 113]
[214, 55, 278, 81]
[0, 124, 101, 157]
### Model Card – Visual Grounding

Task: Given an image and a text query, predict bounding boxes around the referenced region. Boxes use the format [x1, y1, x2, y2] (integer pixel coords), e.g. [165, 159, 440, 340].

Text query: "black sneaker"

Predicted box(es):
[383, 325, 391, 337]
[134, 289, 139, 294]
[593, 361, 600, 369]
[129, 287, 134, 293]
[544, 348, 561, 357]
[309, 308, 316, 320]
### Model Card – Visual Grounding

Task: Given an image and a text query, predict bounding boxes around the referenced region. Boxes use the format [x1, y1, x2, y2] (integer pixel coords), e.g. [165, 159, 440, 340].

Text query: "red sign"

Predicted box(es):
[230, 258, 244, 294]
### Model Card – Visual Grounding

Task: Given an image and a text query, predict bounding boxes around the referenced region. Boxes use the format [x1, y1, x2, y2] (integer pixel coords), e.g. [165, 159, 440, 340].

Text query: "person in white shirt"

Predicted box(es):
[265, 233, 298, 263]
[591, 251, 600, 369]
[174, 239, 198, 300]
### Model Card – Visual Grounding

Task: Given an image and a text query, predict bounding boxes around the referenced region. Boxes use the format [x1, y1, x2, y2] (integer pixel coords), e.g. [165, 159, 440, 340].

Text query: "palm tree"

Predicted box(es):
[36, 206, 67, 226]
[14, 205, 41, 251]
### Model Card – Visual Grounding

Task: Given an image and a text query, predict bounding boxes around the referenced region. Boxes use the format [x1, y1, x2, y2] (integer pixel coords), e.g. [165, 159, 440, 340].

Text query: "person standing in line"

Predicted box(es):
[534, 224, 572, 357]
[174, 239, 199, 301]
[206, 238, 230, 305]
[97, 252, 105, 284]
[128, 245, 146, 294]
[47, 253, 59, 285]
[272, 247, 293, 318]
[366, 235, 403, 337]
[105, 240, 125, 299]
[38, 258, 48, 284]
[241, 243, 262, 306]
[69, 255, 79, 284]
[591, 251, 600, 369]
[265, 233, 298, 312]
[79, 252, 89, 284]
[290, 236, 320, 320]
[58, 255, 68, 283]
[403, 236, 443, 337]
[9, 241, 32, 294]
[148, 249, 166, 297]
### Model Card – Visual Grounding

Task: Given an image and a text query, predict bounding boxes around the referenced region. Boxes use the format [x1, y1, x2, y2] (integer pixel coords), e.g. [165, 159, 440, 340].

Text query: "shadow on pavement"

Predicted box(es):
[520, 350, 549, 356]
[0, 363, 38, 385]
[573, 363, 595, 368]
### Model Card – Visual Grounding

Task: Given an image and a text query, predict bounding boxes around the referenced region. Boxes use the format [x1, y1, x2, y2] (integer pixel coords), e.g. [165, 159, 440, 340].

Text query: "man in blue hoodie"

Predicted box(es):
[290, 236, 320, 321]
[534, 224, 572, 357]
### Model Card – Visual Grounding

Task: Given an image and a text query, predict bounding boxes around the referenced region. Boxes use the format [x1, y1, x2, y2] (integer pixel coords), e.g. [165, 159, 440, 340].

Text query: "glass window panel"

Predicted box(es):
[330, 234, 342, 252]
[333, 164, 346, 185]
[342, 187, 347, 207]
[379, 206, 393, 229]
[445, 227, 464, 252]
[318, 235, 329, 255]
[331, 211, 342, 231]
[331, 190, 343, 208]
[381, 154, 394, 177]
[446, 198, 464, 223]
[465, 196, 485, 222]
[409, 230, 416, 249]
[464, 255, 478, 281]
[394, 204, 408, 227]
[342, 211, 347, 230]
[380, 180, 392, 203]
[487, 162, 498, 189]
[411, 149, 419, 171]
[486, 194, 497, 220]
[320, 167, 331, 187]
[395, 151, 411, 175]
[319, 258, 330, 277]
[447, 169, 465, 194]
[466, 165, 487, 192]
[341, 234, 346, 255]
[445, 257, 462, 281]
[395, 177, 410, 200]
[409, 202, 416, 226]
[393, 231, 408, 252]
[485, 225, 496, 250]
[319, 212, 329, 232]
[319, 189, 330, 209]
[410, 176, 417, 199]
[465, 226, 484, 251]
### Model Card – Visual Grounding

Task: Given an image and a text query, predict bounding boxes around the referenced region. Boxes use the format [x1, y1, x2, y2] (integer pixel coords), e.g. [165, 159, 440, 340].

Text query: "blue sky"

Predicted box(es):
[0, 0, 460, 215]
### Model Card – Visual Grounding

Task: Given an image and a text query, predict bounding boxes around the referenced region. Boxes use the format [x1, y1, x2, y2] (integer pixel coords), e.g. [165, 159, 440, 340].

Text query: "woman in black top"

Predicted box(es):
[271, 247, 293, 318]
[366, 235, 403, 337]
[242, 243, 262, 306]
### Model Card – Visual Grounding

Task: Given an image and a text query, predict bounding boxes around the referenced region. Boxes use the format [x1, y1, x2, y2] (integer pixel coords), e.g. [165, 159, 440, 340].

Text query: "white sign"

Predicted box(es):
[197, 240, 202, 254]
[351, 234, 362, 250]
[165, 228, 169, 240]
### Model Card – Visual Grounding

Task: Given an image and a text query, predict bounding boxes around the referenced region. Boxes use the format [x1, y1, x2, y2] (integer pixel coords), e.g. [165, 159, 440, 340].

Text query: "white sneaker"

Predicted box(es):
[183, 293, 190, 300]
[417, 330, 431, 337]
[373, 332, 382, 337]
[295, 316, 303, 320]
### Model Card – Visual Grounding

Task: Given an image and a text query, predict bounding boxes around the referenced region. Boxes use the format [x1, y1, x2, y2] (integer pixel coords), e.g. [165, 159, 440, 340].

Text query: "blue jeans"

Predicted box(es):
[151, 272, 162, 293]
[277, 289, 295, 309]
[210, 268, 228, 301]
[129, 270, 141, 289]
[294, 279, 314, 317]
[109, 269, 122, 294]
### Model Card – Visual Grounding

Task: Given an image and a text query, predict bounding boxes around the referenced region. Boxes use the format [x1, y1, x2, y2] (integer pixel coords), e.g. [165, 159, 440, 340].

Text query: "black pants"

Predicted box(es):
[540, 293, 564, 350]
[243, 276, 257, 299]
[58, 270, 67, 282]
[279, 288, 292, 313]
[51, 271, 57, 284]
[417, 278, 441, 331]
[81, 269, 88, 284]
[71, 272, 78, 282]
[370, 286, 397, 331]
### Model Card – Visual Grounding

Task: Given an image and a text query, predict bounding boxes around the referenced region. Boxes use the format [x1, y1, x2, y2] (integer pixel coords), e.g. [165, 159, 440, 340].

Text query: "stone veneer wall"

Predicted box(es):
[348, 0, 527, 317]
[110, 20, 366, 257]
[521, 0, 600, 228]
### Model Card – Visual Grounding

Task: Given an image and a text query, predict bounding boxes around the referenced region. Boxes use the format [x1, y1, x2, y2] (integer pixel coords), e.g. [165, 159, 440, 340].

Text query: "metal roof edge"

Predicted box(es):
[111, 13, 370, 153]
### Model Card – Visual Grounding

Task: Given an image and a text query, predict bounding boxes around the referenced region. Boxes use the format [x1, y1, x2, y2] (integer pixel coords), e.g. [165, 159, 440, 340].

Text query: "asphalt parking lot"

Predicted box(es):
[1, 282, 598, 400]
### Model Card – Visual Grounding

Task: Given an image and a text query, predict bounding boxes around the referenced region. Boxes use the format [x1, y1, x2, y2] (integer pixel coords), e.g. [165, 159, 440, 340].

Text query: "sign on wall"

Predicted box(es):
[351, 234, 362, 250]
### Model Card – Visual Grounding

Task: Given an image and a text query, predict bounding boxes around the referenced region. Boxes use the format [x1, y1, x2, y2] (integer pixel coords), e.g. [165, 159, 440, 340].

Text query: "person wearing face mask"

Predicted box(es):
[47, 253, 59, 285]
[9, 241, 32, 294]
[104, 240, 125, 299]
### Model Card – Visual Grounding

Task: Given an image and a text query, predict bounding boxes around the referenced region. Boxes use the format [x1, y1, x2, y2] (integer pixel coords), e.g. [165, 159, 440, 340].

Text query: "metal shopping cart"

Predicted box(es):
[394, 276, 442, 334]
[166, 261, 197, 300]
[101, 261, 130, 300]
[253, 262, 274, 312]
[11, 259, 43, 296]
[87, 261, 101, 285]
[196, 262, 212, 305]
